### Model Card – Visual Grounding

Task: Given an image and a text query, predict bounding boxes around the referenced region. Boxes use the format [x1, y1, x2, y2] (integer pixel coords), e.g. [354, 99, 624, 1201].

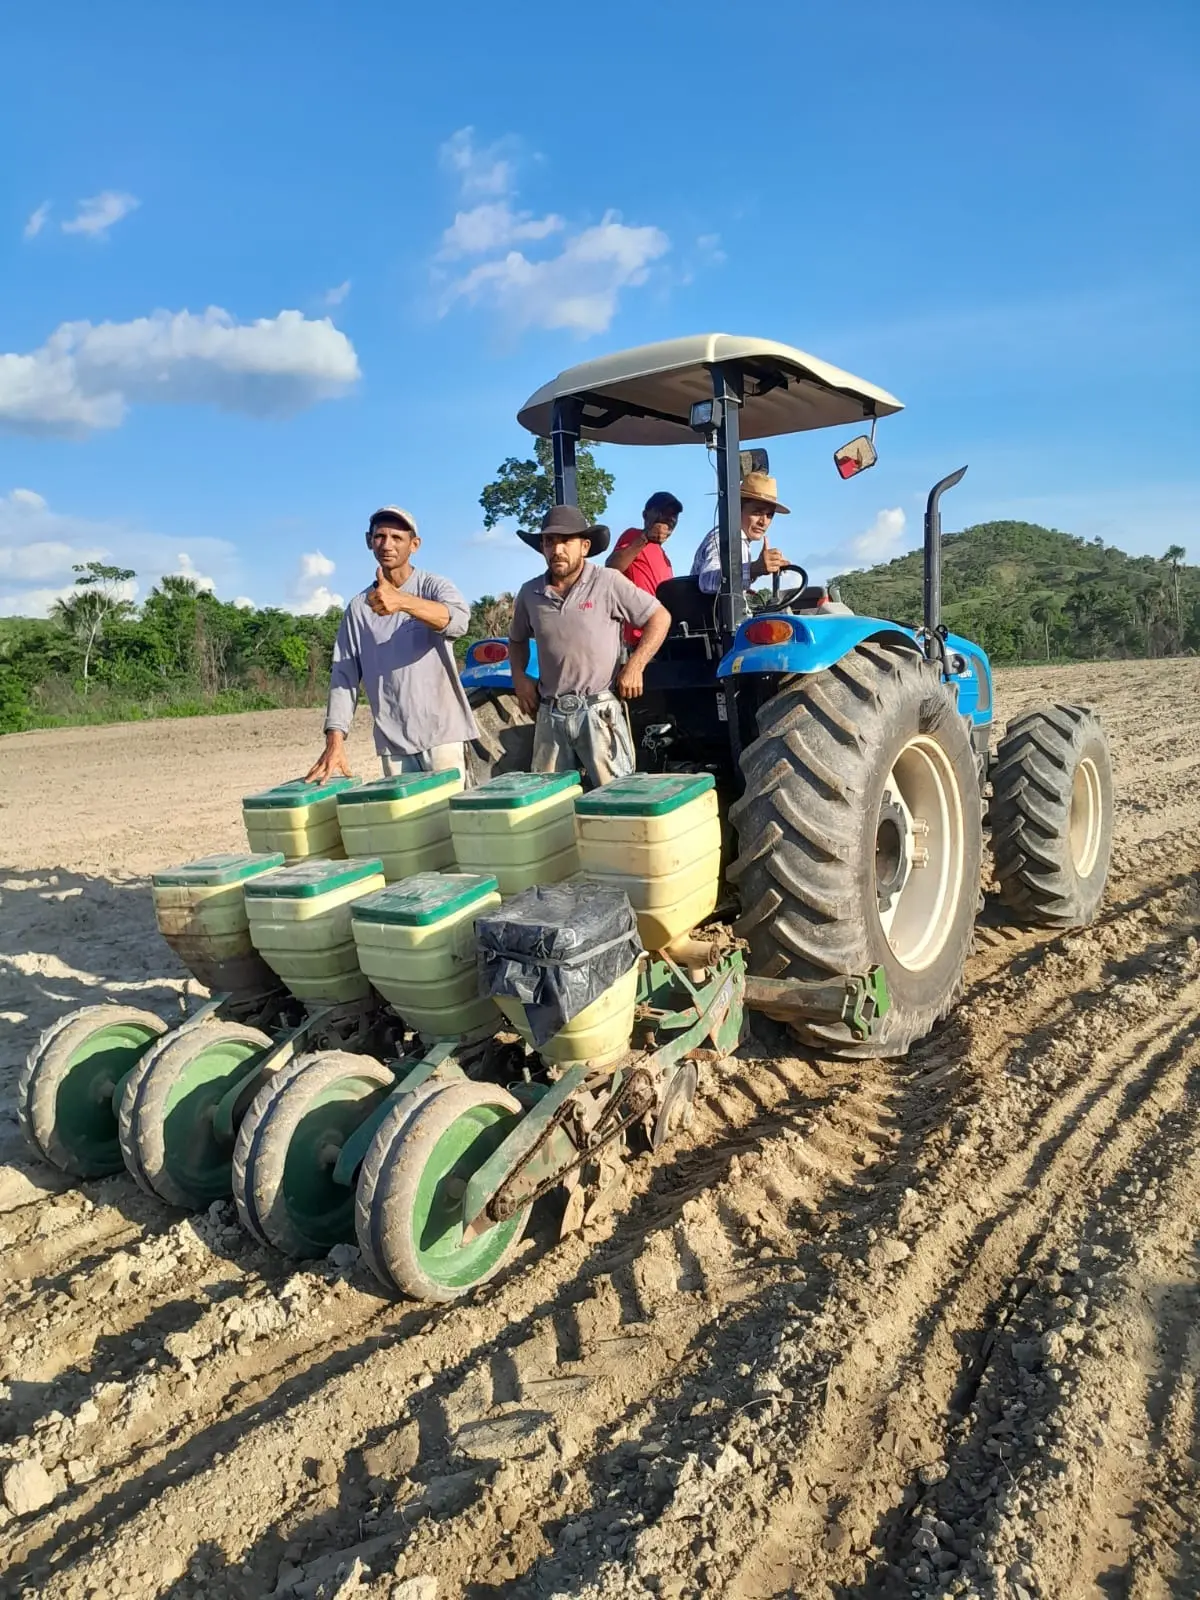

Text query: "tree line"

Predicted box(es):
[1, 456, 1192, 736]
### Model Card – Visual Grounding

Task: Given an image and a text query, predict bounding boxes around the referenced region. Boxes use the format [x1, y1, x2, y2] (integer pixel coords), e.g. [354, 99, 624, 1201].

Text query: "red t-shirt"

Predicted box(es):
[614, 527, 673, 643]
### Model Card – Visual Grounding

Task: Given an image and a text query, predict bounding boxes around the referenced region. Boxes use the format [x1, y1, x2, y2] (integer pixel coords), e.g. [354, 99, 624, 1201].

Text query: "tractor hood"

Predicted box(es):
[517, 334, 903, 446]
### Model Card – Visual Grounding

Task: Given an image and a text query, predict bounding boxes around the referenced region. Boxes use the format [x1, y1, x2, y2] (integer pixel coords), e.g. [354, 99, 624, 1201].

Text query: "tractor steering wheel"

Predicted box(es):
[750, 562, 810, 614]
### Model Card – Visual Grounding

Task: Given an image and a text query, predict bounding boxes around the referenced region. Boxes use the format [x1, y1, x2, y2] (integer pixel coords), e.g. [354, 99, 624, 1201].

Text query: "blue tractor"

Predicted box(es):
[461, 335, 1113, 1057]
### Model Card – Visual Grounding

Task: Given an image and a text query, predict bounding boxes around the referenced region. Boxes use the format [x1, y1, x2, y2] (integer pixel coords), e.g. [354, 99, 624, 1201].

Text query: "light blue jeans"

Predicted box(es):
[532, 691, 635, 789]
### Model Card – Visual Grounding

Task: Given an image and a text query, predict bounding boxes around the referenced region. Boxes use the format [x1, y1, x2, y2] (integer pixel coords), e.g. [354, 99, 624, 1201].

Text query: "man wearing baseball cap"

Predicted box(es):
[306, 505, 478, 783]
[606, 490, 682, 645]
[510, 505, 671, 786]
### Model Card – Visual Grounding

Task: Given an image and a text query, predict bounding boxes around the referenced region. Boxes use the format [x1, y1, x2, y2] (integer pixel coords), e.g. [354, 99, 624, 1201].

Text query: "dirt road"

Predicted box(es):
[2, 661, 1199, 1600]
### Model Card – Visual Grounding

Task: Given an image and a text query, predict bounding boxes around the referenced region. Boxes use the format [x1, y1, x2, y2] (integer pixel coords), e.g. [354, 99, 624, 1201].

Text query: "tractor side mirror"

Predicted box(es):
[834, 435, 878, 480]
[739, 448, 769, 478]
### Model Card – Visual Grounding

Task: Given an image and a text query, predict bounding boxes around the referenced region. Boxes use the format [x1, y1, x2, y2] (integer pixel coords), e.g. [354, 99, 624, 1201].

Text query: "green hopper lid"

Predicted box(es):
[243, 776, 362, 811]
[243, 856, 384, 899]
[337, 769, 460, 806]
[450, 771, 581, 810]
[575, 771, 715, 817]
[153, 851, 286, 888]
[352, 872, 499, 927]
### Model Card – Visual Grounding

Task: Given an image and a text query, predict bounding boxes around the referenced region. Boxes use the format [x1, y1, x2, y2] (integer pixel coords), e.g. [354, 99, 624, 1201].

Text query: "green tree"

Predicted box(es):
[51, 562, 137, 694]
[1030, 593, 1063, 661]
[480, 437, 614, 533]
[1163, 544, 1187, 640]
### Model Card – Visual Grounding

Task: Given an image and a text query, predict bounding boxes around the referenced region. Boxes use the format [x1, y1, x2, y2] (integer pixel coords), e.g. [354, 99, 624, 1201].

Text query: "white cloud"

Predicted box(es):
[439, 202, 563, 260]
[696, 232, 726, 264]
[850, 507, 907, 564]
[167, 552, 216, 592]
[434, 129, 670, 340]
[233, 595, 255, 610]
[23, 202, 51, 240]
[61, 191, 140, 238]
[439, 127, 515, 199]
[287, 550, 343, 615]
[0, 307, 360, 437]
[0, 488, 241, 617]
[324, 280, 351, 307]
[441, 212, 669, 337]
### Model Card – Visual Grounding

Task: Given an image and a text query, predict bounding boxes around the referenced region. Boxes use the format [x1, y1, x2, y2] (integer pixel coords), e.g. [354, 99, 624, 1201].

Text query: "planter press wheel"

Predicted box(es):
[649, 1060, 698, 1152]
[357, 1080, 529, 1302]
[232, 1051, 395, 1257]
[18, 1005, 168, 1178]
[353, 1080, 453, 1288]
[119, 1021, 273, 1208]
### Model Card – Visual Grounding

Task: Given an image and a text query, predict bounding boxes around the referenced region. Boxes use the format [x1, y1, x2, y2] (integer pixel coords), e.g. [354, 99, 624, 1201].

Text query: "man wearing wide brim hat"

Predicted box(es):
[510, 505, 671, 787]
[690, 470, 794, 595]
[307, 505, 479, 783]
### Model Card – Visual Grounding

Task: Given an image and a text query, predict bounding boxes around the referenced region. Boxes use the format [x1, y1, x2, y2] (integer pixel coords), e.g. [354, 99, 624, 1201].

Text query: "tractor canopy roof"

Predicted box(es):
[517, 333, 903, 447]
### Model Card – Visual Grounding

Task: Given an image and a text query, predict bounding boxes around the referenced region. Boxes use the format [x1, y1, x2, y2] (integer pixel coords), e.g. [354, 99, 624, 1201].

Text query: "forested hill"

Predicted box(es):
[835, 521, 1198, 664]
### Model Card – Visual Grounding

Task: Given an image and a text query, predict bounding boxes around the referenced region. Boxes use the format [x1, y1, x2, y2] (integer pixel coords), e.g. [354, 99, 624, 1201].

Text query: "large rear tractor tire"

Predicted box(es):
[18, 1005, 168, 1177]
[990, 704, 1113, 926]
[729, 641, 984, 1058]
[466, 691, 534, 785]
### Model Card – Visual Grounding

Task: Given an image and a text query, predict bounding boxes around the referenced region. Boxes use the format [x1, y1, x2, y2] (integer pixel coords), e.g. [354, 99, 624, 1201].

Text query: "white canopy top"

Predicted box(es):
[517, 333, 903, 446]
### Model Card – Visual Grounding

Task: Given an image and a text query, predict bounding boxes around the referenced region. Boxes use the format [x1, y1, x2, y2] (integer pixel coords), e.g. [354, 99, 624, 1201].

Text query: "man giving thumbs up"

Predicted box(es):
[307, 506, 478, 782]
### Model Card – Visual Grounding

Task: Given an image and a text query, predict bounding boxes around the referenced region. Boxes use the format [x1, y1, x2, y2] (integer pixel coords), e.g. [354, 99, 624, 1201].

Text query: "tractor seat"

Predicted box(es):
[656, 576, 718, 637]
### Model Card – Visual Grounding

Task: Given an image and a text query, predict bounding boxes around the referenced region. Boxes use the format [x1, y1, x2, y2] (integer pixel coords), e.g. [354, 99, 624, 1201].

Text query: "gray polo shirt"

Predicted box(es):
[324, 570, 479, 757]
[511, 563, 659, 698]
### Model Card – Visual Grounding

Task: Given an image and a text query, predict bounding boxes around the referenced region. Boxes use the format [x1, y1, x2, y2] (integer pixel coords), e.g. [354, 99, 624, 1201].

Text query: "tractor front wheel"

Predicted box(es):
[729, 641, 983, 1058]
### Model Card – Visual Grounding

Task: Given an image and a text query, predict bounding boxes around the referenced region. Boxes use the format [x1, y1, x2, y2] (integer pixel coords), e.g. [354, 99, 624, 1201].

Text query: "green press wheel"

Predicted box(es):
[18, 1005, 168, 1177]
[119, 1021, 272, 1208]
[358, 1080, 529, 1303]
[353, 1080, 451, 1289]
[233, 1051, 395, 1257]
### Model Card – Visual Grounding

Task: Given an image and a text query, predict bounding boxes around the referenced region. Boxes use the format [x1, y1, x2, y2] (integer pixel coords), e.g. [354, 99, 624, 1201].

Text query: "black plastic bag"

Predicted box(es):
[476, 881, 643, 1047]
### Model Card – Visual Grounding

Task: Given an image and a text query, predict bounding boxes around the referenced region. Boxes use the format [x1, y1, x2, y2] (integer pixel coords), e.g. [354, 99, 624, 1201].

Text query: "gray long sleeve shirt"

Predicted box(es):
[324, 570, 479, 757]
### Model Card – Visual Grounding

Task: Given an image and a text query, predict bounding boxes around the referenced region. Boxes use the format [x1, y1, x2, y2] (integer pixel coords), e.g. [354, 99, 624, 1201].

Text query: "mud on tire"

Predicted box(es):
[990, 703, 1113, 927]
[728, 640, 984, 1058]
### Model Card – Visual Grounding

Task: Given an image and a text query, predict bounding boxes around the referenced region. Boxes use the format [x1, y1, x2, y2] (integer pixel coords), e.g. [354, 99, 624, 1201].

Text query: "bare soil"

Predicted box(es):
[1, 661, 1198, 1600]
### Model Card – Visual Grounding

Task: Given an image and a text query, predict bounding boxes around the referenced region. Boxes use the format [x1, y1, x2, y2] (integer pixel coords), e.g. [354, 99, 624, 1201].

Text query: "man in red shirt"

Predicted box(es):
[606, 491, 682, 643]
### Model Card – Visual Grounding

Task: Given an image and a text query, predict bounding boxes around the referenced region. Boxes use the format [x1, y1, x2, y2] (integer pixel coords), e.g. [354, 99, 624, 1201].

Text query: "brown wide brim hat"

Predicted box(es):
[740, 470, 790, 515]
[518, 504, 612, 556]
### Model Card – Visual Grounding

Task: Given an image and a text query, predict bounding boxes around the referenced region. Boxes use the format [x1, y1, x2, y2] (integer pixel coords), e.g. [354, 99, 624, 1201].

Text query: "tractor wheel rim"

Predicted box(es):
[876, 735, 966, 972]
[161, 1038, 268, 1205]
[49, 1022, 162, 1172]
[1069, 757, 1103, 877]
[280, 1073, 391, 1250]
[411, 1105, 525, 1292]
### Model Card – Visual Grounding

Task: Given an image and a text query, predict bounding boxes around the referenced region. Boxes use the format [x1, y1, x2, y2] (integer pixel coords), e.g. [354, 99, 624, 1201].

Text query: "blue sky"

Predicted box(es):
[1, 0, 1196, 616]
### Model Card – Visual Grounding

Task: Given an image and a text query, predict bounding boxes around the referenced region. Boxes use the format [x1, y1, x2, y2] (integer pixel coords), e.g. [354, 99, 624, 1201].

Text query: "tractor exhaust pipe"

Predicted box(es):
[923, 466, 967, 663]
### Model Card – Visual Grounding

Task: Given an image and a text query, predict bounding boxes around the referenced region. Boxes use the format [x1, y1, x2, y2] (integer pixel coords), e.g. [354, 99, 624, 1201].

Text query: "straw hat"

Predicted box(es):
[741, 471, 790, 515]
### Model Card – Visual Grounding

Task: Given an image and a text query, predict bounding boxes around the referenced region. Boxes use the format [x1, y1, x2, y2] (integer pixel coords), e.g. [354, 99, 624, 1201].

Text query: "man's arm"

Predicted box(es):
[508, 638, 539, 717]
[366, 567, 453, 631]
[507, 591, 540, 717]
[615, 603, 670, 699]
[607, 532, 646, 575]
[307, 606, 359, 781]
[695, 532, 751, 595]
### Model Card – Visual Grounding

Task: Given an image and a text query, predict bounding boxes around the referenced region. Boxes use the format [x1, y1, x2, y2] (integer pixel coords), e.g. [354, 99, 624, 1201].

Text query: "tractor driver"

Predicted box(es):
[509, 505, 671, 787]
[690, 470, 792, 594]
[307, 505, 479, 782]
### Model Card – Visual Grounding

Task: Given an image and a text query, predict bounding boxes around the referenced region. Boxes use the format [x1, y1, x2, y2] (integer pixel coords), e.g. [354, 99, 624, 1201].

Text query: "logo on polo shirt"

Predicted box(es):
[580, 601, 594, 610]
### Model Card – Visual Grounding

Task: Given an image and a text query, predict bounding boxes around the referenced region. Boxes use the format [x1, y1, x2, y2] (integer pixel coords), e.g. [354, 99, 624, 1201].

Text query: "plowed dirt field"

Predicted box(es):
[2, 658, 1198, 1600]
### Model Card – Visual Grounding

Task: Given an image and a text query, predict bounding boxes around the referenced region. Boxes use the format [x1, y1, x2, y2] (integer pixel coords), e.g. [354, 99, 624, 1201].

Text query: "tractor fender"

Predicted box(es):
[459, 638, 538, 694]
[718, 614, 919, 680]
[718, 615, 994, 728]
